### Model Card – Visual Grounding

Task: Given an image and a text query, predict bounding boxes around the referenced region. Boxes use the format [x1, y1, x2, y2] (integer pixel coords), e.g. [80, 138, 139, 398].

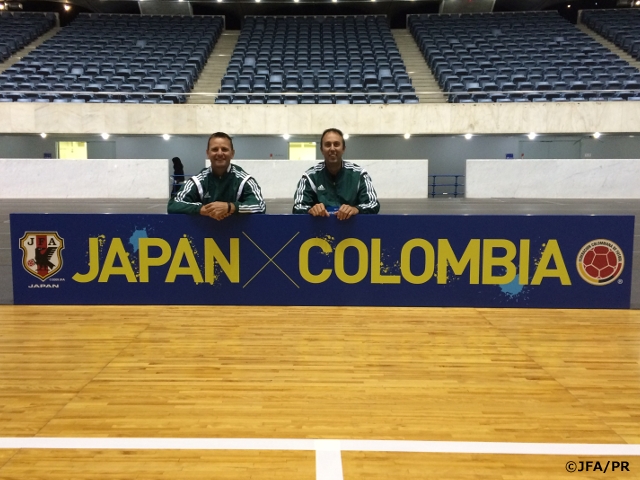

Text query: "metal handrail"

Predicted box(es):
[428, 174, 465, 198]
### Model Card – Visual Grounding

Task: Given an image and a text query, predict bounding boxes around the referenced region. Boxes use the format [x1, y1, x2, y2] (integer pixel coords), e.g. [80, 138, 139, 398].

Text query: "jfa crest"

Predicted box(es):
[20, 232, 65, 281]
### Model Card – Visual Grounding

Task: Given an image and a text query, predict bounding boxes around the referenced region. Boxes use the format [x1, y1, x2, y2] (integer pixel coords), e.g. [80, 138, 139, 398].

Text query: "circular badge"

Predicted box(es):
[576, 239, 624, 286]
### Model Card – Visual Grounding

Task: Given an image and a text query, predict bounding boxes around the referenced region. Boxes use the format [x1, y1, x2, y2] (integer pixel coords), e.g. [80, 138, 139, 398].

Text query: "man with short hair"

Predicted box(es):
[292, 128, 380, 219]
[168, 132, 265, 219]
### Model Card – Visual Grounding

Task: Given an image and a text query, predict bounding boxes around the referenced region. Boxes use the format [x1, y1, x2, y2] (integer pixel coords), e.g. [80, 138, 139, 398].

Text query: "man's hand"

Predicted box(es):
[308, 203, 330, 217]
[335, 204, 359, 220]
[200, 202, 234, 221]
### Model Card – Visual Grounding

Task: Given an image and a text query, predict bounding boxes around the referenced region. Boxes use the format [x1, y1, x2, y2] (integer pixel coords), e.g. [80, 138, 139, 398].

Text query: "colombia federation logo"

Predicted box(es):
[576, 239, 624, 286]
[19, 232, 65, 281]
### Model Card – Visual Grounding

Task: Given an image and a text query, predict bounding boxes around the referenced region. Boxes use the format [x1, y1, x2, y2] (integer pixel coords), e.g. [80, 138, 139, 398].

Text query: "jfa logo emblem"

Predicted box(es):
[576, 239, 624, 286]
[19, 232, 65, 281]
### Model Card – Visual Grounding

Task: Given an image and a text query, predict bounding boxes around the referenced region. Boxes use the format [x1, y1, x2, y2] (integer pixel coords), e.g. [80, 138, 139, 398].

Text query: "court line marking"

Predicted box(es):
[316, 440, 343, 480]
[1, 438, 639, 455]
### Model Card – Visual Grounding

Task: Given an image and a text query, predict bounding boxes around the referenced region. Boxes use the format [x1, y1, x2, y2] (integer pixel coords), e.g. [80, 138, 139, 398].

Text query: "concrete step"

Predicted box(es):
[188, 31, 239, 104]
[391, 29, 447, 103]
[577, 24, 640, 72]
[0, 26, 61, 74]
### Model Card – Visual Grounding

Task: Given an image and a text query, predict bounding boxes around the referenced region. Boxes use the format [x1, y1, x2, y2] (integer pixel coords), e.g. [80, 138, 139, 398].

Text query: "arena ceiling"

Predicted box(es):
[4, 0, 629, 28]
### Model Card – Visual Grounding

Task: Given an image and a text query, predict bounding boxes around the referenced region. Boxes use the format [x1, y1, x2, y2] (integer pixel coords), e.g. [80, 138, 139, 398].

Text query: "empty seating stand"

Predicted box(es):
[582, 9, 640, 63]
[0, 12, 56, 63]
[217, 15, 413, 104]
[409, 11, 640, 103]
[0, 13, 224, 103]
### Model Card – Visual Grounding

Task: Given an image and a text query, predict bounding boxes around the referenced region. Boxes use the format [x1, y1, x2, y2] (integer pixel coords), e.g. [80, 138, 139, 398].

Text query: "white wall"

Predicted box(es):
[0, 159, 168, 199]
[2, 102, 640, 135]
[233, 160, 429, 199]
[466, 159, 640, 199]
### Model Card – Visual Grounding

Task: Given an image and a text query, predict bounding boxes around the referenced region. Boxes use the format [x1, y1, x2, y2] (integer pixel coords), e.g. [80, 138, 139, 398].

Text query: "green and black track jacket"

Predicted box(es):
[292, 161, 380, 214]
[168, 164, 265, 215]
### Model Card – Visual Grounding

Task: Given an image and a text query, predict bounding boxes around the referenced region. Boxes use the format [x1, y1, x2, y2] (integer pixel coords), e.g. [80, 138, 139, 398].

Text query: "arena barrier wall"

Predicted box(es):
[0, 159, 168, 199]
[10, 213, 633, 308]
[466, 159, 640, 198]
[2, 102, 640, 136]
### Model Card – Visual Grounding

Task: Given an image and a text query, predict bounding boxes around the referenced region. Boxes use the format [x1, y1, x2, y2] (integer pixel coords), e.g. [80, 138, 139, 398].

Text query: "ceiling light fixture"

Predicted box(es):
[464, 133, 473, 140]
[63, 4, 70, 10]
[40, 133, 47, 138]
[343, 133, 349, 140]
[283, 133, 290, 140]
[404, 133, 411, 140]
[527, 132, 537, 140]
[101, 133, 110, 140]
[593, 132, 601, 139]
[162, 134, 170, 140]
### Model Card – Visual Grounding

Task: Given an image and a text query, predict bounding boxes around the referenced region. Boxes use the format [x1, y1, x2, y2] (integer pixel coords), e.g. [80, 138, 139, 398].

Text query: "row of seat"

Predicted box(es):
[215, 93, 419, 104]
[452, 92, 640, 103]
[0, 93, 184, 103]
[219, 69, 413, 94]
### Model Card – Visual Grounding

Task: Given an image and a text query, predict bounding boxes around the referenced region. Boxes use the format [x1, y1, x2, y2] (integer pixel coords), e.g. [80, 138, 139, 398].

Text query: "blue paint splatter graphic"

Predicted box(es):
[129, 228, 148, 253]
[500, 274, 524, 297]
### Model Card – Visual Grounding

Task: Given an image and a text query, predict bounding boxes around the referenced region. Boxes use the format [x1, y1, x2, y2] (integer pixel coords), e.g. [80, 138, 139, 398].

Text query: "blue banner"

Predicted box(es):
[10, 214, 634, 308]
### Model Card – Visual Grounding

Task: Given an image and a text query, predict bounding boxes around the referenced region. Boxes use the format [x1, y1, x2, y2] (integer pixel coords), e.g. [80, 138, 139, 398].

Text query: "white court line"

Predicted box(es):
[316, 440, 343, 480]
[1, 438, 639, 455]
[3, 438, 640, 480]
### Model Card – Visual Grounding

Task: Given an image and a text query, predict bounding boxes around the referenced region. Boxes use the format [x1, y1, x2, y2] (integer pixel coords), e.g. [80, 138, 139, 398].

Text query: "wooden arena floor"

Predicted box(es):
[1, 305, 639, 479]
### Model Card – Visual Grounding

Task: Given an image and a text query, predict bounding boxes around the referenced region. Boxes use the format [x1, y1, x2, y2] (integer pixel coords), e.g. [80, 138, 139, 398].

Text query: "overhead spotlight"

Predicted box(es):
[593, 132, 601, 139]
[255, 0, 261, 3]
[527, 132, 537, 140]
[40, 133, 47, 138]
[63, 3, 71, 10]
[294, 0, 299, 2]
[282, 133, 290, 140]
[343, 133, 349, 140]
[101, 133, 110, 140]
[567, 4, 571, 7]
[404, 133, 411, 139]
[0, 3, 5, 9]
[217, 0, 222, 2]
[464, 133, 473, 140]
[162, 134, 170, 141]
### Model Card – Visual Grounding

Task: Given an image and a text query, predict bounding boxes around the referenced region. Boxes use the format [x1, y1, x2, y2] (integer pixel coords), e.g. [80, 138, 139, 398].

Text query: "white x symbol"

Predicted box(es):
[242, 231, 300, 289]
